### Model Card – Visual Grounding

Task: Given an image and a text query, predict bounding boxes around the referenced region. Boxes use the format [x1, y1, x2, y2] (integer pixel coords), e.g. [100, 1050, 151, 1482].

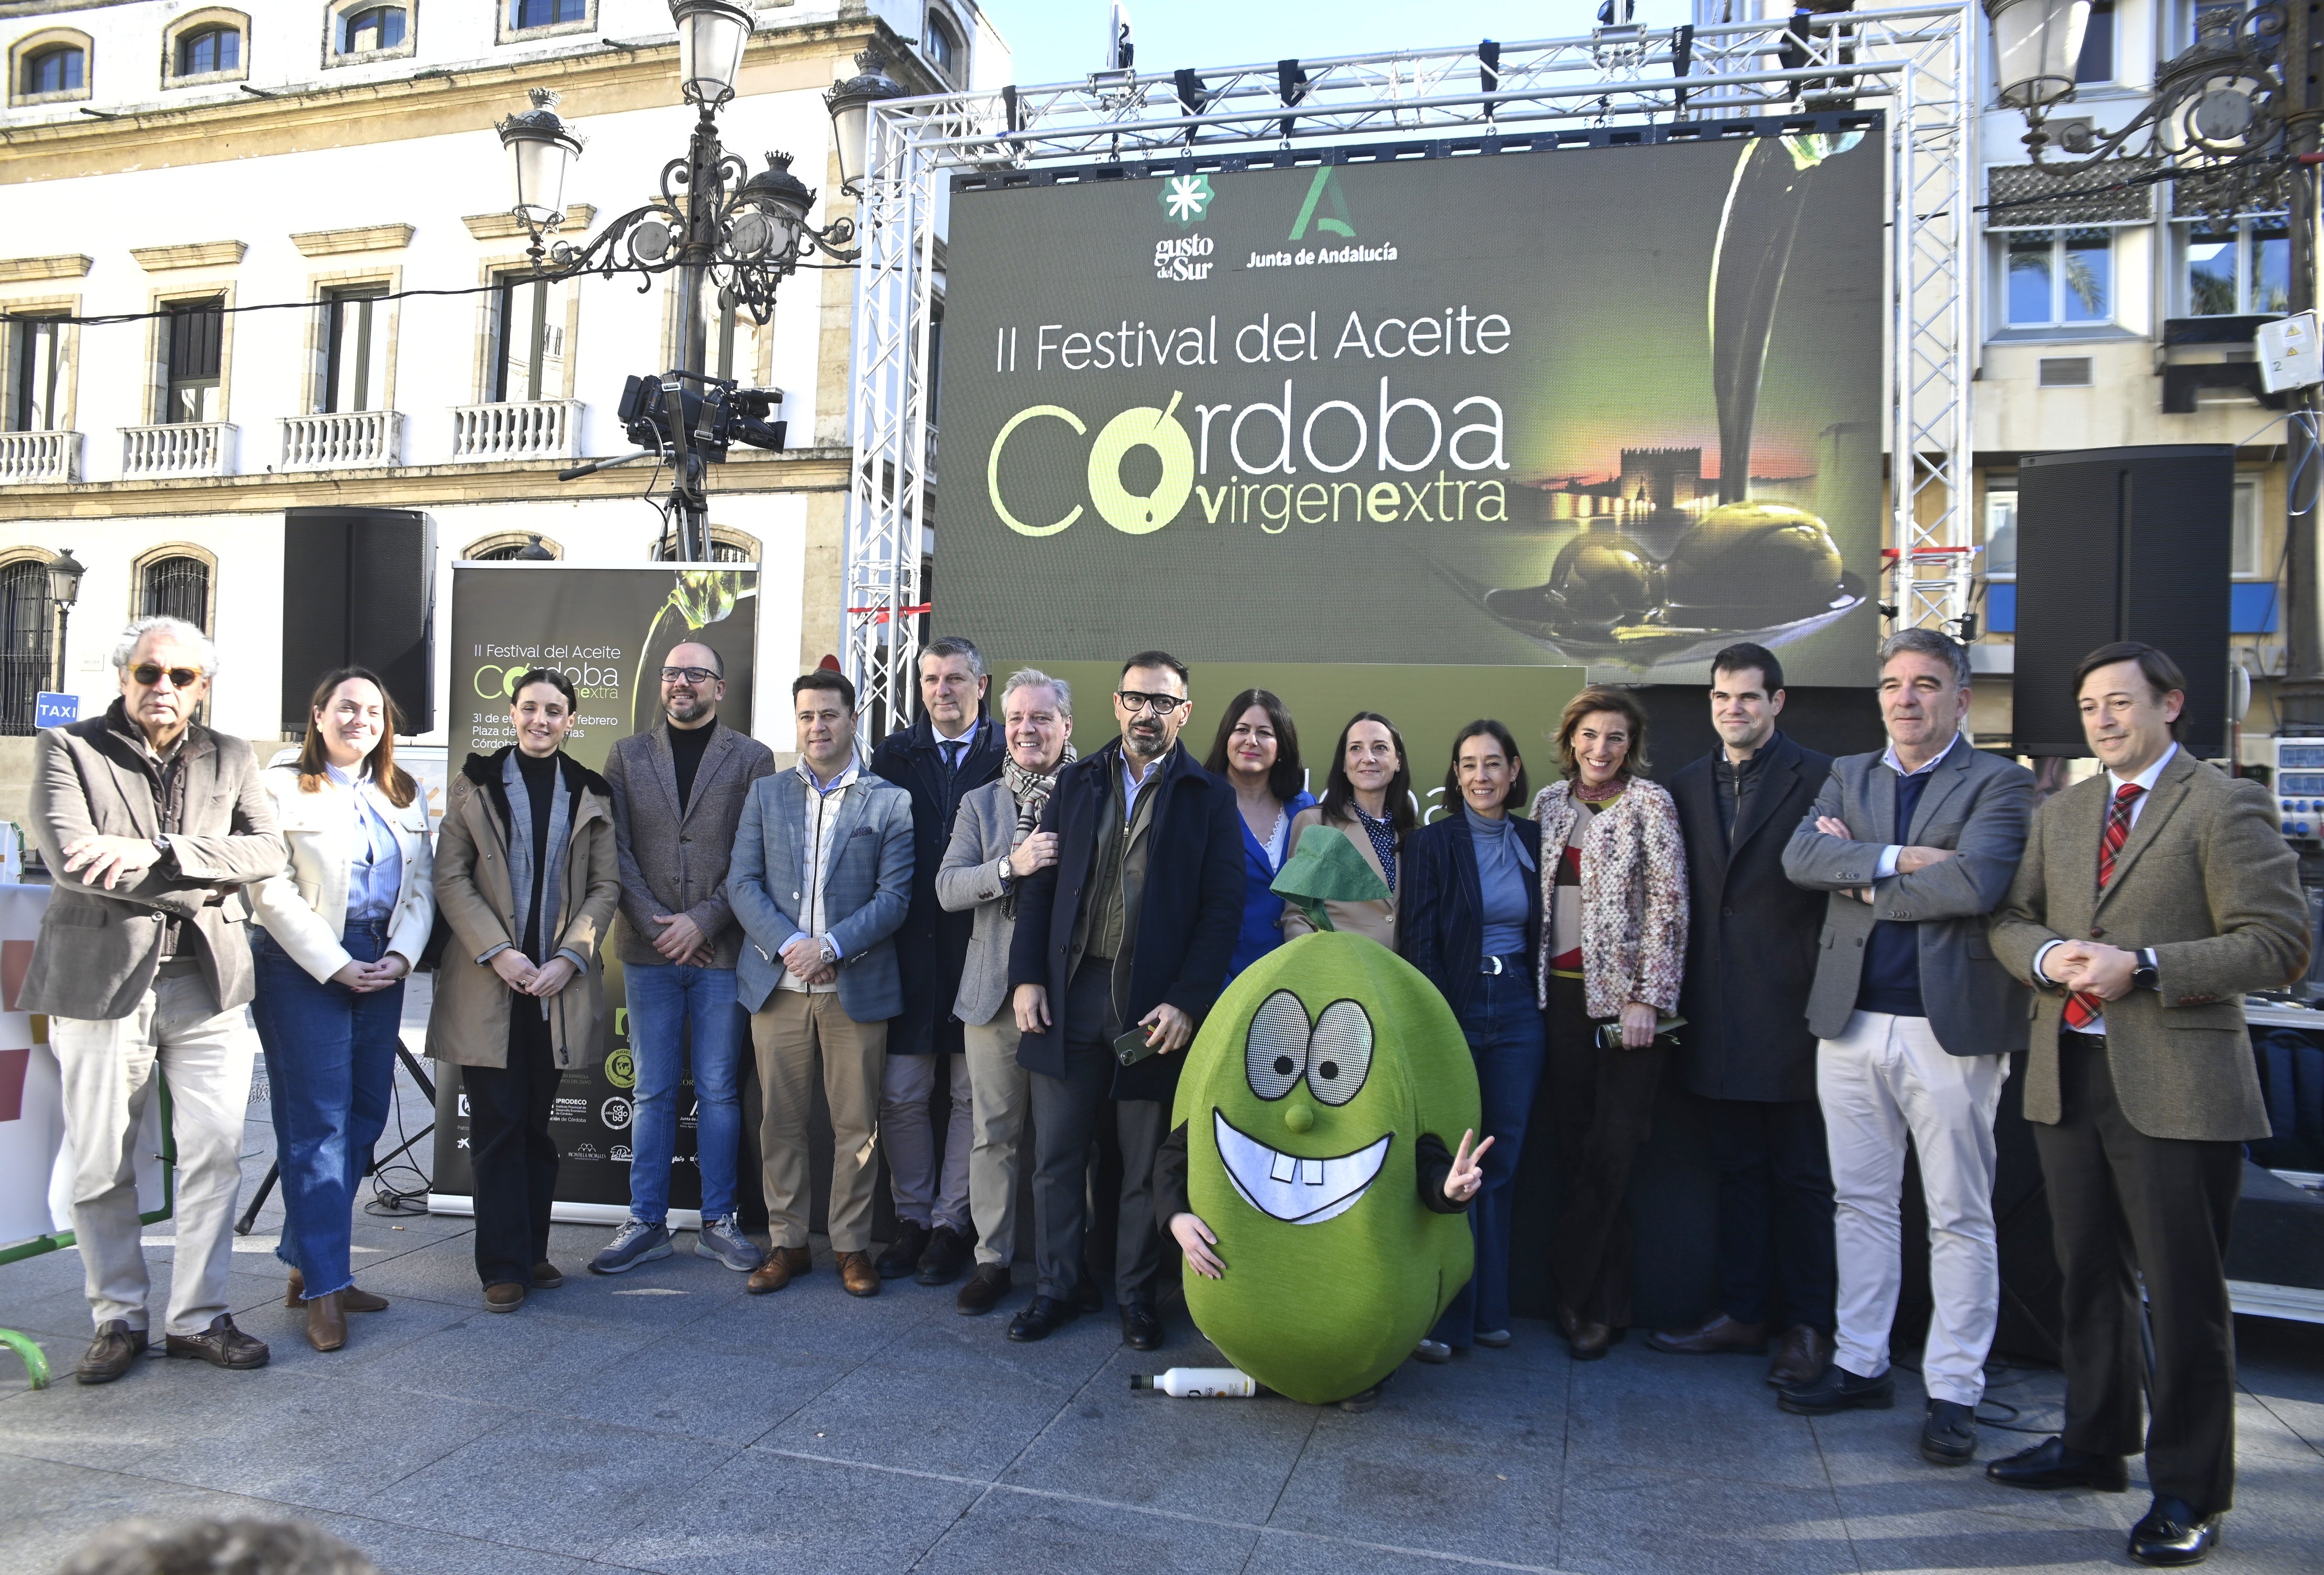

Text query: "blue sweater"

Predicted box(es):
[1854, 766, 1932, 1017]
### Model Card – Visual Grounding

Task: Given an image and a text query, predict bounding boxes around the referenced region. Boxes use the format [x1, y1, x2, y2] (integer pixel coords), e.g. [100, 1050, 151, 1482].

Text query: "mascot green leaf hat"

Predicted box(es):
[1171, 929, 1479, 1404]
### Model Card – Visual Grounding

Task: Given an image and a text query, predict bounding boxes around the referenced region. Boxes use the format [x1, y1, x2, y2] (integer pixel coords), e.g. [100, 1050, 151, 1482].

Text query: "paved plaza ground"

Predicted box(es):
[2, 1036, 2321, 1575]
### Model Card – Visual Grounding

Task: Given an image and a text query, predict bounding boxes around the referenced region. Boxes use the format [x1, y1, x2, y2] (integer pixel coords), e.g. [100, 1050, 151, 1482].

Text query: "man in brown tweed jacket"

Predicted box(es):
[1988, 641, 2307, 1568]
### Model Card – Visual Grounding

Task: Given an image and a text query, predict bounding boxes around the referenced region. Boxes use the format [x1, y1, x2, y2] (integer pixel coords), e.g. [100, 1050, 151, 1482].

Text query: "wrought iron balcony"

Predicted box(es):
[451, 400, 583, 461]
[121, 422, 236, 479]
[280, 410, 403, 470]
[0, 430, 81, 483]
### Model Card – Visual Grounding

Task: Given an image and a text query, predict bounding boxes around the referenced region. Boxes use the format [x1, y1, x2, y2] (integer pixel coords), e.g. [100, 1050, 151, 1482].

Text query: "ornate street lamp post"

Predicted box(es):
[45, 547, 82, 693]
[497, 0, 861, 561]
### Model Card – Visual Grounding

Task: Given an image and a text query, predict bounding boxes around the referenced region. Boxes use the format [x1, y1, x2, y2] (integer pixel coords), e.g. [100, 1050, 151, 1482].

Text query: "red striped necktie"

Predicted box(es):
[2063, 781, 2144, 1030]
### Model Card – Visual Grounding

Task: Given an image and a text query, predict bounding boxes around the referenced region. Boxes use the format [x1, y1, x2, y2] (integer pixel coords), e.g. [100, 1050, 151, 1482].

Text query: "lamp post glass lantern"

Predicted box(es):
[497, 89, 584, 228]
[824, 47, 911, 192]
[673, 0, 754, 106]
[1987, 0, 2090, 109]
[45, 547, 84, 611]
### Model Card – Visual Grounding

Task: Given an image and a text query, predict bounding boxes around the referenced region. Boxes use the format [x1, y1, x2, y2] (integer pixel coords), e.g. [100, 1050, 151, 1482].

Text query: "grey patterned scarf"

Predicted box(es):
[502, 749, 571, 962]
[1000, 742, 1075, 917]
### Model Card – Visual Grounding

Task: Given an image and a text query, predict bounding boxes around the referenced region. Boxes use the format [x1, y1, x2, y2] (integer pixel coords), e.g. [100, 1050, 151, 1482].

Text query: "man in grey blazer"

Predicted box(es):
[934, 668, 1073, 1315]
[591, 640, 776, 1277]
[25, 617, 287, 1383]
[727, 669, 913, 1298]
[1779, 627, 2034, 1468]
[1988, 643, 2306, 1567]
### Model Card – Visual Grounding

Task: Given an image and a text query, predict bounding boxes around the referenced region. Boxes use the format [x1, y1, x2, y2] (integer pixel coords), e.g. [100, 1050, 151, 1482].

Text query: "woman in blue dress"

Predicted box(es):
[1201, 688, 1313, 979]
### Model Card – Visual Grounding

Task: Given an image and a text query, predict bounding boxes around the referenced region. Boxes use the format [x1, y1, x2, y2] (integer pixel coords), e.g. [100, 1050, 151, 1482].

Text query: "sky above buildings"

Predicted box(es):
[980, 1, 1701, 89]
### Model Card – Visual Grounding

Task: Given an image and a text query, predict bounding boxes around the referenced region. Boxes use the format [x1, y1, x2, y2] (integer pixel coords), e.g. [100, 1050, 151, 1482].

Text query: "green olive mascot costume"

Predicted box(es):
[1166, 828, 1481, 1404]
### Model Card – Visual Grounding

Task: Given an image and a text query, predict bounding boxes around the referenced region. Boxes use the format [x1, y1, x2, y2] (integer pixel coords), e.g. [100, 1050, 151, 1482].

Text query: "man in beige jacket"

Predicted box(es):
[1988, 641, 2307, 1567]
[23, 617, 287, 1383]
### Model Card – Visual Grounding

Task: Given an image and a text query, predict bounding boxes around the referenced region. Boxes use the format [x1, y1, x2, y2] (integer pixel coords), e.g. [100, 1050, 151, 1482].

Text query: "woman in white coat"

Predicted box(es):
[248, 668, 435, 1352]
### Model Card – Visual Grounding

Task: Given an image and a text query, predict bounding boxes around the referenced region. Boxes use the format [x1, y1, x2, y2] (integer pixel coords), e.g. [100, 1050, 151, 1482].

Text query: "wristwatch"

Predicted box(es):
[817, 937, 838, 968]
[2132, 948, 2160, 992]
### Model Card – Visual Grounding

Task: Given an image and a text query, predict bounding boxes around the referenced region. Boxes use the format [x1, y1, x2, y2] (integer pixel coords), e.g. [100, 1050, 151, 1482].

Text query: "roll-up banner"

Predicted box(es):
[429, 564, 759, 1226]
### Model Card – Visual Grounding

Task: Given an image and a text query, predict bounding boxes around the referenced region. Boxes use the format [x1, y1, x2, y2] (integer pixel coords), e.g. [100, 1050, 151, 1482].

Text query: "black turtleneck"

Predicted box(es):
[669, 718, 716, 812]
[516, 750, 558, 957]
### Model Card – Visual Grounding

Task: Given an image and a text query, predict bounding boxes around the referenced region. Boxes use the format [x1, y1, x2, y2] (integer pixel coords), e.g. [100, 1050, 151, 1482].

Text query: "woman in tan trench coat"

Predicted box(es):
[427, 668, 619, 1310]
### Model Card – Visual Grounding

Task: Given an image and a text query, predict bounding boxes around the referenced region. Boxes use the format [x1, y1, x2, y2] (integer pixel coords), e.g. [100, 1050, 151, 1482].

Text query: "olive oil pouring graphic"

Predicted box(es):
[1433, 132, 1871, 671]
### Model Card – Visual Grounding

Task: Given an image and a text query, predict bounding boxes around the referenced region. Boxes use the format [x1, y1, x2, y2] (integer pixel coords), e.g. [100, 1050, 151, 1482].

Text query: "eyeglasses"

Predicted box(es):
[660, 666, 720, 684]
[1116, 690, 1188, 715]
[130, 664, 203, 689]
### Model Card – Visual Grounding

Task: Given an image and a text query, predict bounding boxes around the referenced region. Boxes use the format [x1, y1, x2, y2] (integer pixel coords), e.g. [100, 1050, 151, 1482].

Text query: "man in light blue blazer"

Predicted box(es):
[728, 669, 914, 1298]
[1779, 627, 2033, 1470]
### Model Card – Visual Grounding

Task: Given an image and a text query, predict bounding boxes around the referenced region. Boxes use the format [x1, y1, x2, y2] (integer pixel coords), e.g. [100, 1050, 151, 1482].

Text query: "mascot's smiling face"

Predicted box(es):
[1214, 992, 1390, 1226]
[1173, 931, 1479, 1404]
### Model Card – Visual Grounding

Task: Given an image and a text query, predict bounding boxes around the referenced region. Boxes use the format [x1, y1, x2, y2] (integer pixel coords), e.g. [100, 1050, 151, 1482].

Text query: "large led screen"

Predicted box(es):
[936, 123, 1885, 684]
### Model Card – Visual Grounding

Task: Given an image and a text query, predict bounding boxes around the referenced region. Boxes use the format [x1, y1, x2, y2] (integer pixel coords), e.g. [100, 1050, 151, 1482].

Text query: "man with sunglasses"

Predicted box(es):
[592, 641, 776, 1276]
[1006, 651, 1243, 1348]
[23, 617, 287, 1383]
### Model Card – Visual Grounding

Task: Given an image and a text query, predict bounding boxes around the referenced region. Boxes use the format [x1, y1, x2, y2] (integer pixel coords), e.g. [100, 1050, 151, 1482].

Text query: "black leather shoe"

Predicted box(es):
[1007, 1294, 1079, 1342]
[1921, 1399, 1977, 1466]
[75, 1320, 147, 1385]
[162, 1314, 269, 1370]
[956, 1263, 1010, 1315]
[1986, 1436, 2130, 1492]
[877, 1222, 928, 1280]
[1777, 1362, 1894, 1415]
[2129, 1496, 2223, 1566]
[916, 1226, 971, 1286]
[1120, 1299, 1164, 1351]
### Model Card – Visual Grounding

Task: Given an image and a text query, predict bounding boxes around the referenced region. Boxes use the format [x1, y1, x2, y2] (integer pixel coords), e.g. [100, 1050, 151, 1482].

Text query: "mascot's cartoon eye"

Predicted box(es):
[1305, 999, 1373, 1106]
[1245, 989, 1310, 1100]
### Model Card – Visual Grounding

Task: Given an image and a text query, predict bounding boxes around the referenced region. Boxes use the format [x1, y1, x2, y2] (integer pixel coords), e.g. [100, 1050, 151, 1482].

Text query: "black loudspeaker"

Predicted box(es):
[1640, 684, 1888, 770]
[2013, 444, 2232, 758]
[281, 508, 436, 733]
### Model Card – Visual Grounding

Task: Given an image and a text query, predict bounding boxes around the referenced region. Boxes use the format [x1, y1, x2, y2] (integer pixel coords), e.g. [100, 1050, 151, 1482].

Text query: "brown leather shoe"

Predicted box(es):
[163, 1314, 269, 1370]
[75, 1320, 147, 1385]
[1767, 1324, 1835, 1387]
[484, 1282, 527, 1312]
[1568, 1320, 1614, 1361]
[746, 1246, 813, 1295]
[836, 1250, 880, 1297]
[304, 1292, 347, 1353]
[530, 1261, 564, 1288]
[286, 1270, 389, 1313]
[1647, 1313, 1769, 1357]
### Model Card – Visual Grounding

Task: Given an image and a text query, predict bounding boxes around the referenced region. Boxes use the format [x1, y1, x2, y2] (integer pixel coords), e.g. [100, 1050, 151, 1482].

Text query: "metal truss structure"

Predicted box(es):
[843, 3, 1974, 729]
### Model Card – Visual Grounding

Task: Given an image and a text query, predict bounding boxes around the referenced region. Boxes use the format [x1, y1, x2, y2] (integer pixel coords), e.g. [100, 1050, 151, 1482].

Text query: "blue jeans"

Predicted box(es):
[250, 921, 403, 1297]
[1434, 965, 1546, 1347]
[624, 961, 745, 1223]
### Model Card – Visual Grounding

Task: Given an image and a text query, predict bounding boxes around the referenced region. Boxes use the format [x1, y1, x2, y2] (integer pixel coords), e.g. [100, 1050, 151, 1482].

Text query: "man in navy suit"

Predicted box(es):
[1651, 643, 1837, 1388]
[1004, 651, 1243, 1350]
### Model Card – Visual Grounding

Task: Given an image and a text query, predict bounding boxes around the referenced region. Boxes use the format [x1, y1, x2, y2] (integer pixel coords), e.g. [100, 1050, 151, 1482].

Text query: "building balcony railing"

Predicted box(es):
[281, 410, 403, 470]
[0, 429, 81, 483]
[121, 422, 236, 479]
[451, 400, 583, 461]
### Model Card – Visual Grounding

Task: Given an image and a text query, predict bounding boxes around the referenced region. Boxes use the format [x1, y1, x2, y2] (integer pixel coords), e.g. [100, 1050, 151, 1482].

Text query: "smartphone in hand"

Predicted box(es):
[1114, 1024, 1160, 1066]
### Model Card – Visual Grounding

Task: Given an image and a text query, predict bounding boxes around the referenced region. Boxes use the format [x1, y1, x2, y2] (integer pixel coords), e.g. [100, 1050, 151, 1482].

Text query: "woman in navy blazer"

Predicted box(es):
[1399, 720, 1543, 1358]
[1201, 689, 1316, 980]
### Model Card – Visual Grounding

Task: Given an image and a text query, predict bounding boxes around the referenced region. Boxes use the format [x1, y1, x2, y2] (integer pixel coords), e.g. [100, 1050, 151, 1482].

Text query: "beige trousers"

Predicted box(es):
[962, 1014, 1031, 1268]
[52, 970, 258, 1336]
[752, 992, 885, 1253]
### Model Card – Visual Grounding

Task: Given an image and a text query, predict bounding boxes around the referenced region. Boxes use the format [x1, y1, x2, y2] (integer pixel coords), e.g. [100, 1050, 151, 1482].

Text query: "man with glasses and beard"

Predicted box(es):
[25, 617, 287, 1382]
[591, 641, 775, 1276]
[1005, 652, 1243, 1349]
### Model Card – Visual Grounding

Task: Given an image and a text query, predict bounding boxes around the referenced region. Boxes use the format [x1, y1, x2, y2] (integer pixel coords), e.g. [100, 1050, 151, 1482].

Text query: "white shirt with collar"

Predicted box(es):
[780, 755, 860, 994]
[2034, 742, 2178, 1033]
[1120, 749, 1163, 823]
[933, 717, 981, 767]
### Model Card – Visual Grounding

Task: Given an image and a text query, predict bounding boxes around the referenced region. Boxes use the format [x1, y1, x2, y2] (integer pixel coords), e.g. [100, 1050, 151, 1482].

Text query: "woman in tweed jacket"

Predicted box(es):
[1531, 685, 1687, 1359]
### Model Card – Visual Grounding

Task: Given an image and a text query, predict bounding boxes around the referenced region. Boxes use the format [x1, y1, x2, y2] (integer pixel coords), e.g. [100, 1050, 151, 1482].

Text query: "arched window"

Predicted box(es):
[0, 558, 53, 736]
[20, 45, 84, 96]
[924, 11, 964, 87]
[654, 527, 759, 564]
[465, 532, 562, 561]
[175, 26, 240, 78]
[138, 554, 214, 632]
[340, 5, 408, 54]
